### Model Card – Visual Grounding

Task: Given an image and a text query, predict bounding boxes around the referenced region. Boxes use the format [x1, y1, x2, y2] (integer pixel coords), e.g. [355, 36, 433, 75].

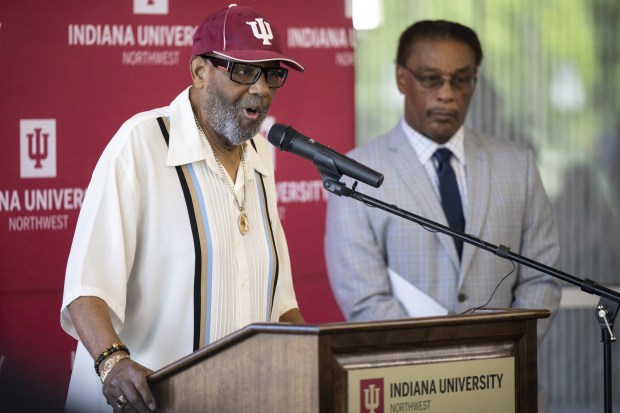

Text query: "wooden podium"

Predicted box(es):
[148, 309, 548, 413]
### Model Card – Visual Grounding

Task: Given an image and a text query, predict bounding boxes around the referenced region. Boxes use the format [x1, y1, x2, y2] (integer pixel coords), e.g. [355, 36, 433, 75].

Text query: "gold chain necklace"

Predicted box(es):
[194, 115, 249, 235]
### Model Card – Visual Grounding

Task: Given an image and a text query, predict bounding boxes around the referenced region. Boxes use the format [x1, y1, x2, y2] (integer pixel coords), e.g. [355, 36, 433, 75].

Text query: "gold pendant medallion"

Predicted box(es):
[239, 213, 249, 235]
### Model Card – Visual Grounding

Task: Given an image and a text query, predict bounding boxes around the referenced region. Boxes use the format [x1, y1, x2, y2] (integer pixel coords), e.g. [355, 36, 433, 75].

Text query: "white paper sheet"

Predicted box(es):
[388, 268, 448, 317]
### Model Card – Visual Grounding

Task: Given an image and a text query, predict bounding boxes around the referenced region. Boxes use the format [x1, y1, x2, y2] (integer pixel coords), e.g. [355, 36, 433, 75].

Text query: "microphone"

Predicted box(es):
[267, 124, 384, 188]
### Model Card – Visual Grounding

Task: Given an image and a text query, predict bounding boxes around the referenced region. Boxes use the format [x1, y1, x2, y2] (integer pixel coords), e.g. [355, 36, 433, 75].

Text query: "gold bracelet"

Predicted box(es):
[99, 352, 130, 384]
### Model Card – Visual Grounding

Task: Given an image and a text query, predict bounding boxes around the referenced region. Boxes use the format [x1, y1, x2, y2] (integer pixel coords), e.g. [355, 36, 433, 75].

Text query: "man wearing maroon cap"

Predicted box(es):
[60, 4, 304, 412]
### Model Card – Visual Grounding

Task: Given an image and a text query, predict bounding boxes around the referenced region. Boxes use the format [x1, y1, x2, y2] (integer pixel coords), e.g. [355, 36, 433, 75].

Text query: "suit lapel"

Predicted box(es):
[458, 130, 491, 287]
[386, 128, 461, 270]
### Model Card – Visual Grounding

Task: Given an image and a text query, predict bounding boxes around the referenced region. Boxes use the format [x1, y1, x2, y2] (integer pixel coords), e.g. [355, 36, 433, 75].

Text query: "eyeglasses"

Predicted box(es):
[400, 65, 476, 92]
[204, 56, 288, 88]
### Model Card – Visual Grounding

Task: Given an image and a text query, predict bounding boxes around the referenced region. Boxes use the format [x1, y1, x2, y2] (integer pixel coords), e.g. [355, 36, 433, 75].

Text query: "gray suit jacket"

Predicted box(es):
[324, 123, 562, 339]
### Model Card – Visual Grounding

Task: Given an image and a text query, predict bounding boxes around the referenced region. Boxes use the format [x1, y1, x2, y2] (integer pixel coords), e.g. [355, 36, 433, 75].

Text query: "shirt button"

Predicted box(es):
[458, 293, 467, 302]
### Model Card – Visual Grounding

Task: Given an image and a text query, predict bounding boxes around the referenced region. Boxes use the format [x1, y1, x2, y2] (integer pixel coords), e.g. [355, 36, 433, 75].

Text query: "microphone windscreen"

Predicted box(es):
[267, 123, 289, 148]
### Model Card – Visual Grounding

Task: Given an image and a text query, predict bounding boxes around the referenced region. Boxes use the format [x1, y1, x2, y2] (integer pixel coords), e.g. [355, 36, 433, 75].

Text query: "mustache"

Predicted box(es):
[240, 96, 268, 114]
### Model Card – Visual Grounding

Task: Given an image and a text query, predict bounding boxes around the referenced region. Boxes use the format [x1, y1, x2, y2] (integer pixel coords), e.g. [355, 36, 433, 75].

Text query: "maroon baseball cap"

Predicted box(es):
[192, 4, 304, 72]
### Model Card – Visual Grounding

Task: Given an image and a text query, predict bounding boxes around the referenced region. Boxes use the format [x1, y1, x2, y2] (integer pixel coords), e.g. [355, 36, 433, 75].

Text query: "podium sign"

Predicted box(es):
[348, 357, 515, 413]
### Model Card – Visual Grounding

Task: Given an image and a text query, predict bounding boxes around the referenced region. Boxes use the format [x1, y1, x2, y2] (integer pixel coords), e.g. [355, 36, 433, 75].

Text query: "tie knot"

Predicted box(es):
[433, 148, 453, 164]
[433, 148, 452, 167]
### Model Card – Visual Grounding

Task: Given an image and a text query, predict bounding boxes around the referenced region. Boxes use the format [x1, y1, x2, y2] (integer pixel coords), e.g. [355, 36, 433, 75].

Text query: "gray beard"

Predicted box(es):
[206, 88, 266, 146]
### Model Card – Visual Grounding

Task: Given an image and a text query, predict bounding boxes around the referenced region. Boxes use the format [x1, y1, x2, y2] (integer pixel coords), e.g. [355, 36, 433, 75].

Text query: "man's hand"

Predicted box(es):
[68, 296, 157, 412]
[279, 308, 305, 323]
[102, 357, 156, 412]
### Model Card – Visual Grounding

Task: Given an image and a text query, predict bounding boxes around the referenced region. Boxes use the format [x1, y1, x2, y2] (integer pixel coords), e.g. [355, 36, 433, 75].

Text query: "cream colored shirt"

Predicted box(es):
[61, 87, 297, 412]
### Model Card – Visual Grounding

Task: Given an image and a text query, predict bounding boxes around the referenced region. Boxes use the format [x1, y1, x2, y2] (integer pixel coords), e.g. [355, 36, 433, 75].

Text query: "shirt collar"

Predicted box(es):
[400, 118, 466, 166]
[244, 138, 271, 178]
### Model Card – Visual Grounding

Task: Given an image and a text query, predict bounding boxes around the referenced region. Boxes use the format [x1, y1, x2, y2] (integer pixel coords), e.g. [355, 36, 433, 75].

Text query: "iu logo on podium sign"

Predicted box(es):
[20, 119, 56, 179]
[360, 378, 384, 413]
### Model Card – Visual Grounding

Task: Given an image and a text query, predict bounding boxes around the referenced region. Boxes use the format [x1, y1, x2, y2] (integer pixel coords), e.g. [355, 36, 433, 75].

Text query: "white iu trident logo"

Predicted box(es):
[364, 384, 380, 413]
[246, 18, 273, 45]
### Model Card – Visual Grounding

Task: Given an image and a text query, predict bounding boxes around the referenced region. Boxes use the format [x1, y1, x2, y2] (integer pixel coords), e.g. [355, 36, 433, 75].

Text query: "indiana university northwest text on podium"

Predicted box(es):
[148, 308, 548, 413]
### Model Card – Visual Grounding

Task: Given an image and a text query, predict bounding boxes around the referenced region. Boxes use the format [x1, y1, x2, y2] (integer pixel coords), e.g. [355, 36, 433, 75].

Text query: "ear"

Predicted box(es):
[190, 56, 208, 87]
[396, 65, 407, 94]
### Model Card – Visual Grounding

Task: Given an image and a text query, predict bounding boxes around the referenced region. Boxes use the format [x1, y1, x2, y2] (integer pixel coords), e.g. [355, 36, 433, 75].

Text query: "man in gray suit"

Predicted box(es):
[324, 20, 561, 341]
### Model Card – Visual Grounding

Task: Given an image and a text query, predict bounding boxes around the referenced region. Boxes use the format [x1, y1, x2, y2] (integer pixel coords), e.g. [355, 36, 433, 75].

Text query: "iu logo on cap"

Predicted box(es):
[246, 18, 273, 45]
[20, 119, 56, 179]
[133, 0, 168, 15]
[360, 378, 384, 413]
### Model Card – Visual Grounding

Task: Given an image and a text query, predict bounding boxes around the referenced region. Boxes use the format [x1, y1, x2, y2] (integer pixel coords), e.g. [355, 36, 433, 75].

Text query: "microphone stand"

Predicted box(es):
[312, 152, 620, 413]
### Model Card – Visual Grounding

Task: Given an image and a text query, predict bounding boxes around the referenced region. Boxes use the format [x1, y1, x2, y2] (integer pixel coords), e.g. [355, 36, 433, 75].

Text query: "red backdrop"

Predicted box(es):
[0, 1, 352, 410]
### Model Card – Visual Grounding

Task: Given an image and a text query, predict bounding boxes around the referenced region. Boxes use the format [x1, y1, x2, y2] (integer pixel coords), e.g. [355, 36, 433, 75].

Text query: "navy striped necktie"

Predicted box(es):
[433, 148, 465, 259]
